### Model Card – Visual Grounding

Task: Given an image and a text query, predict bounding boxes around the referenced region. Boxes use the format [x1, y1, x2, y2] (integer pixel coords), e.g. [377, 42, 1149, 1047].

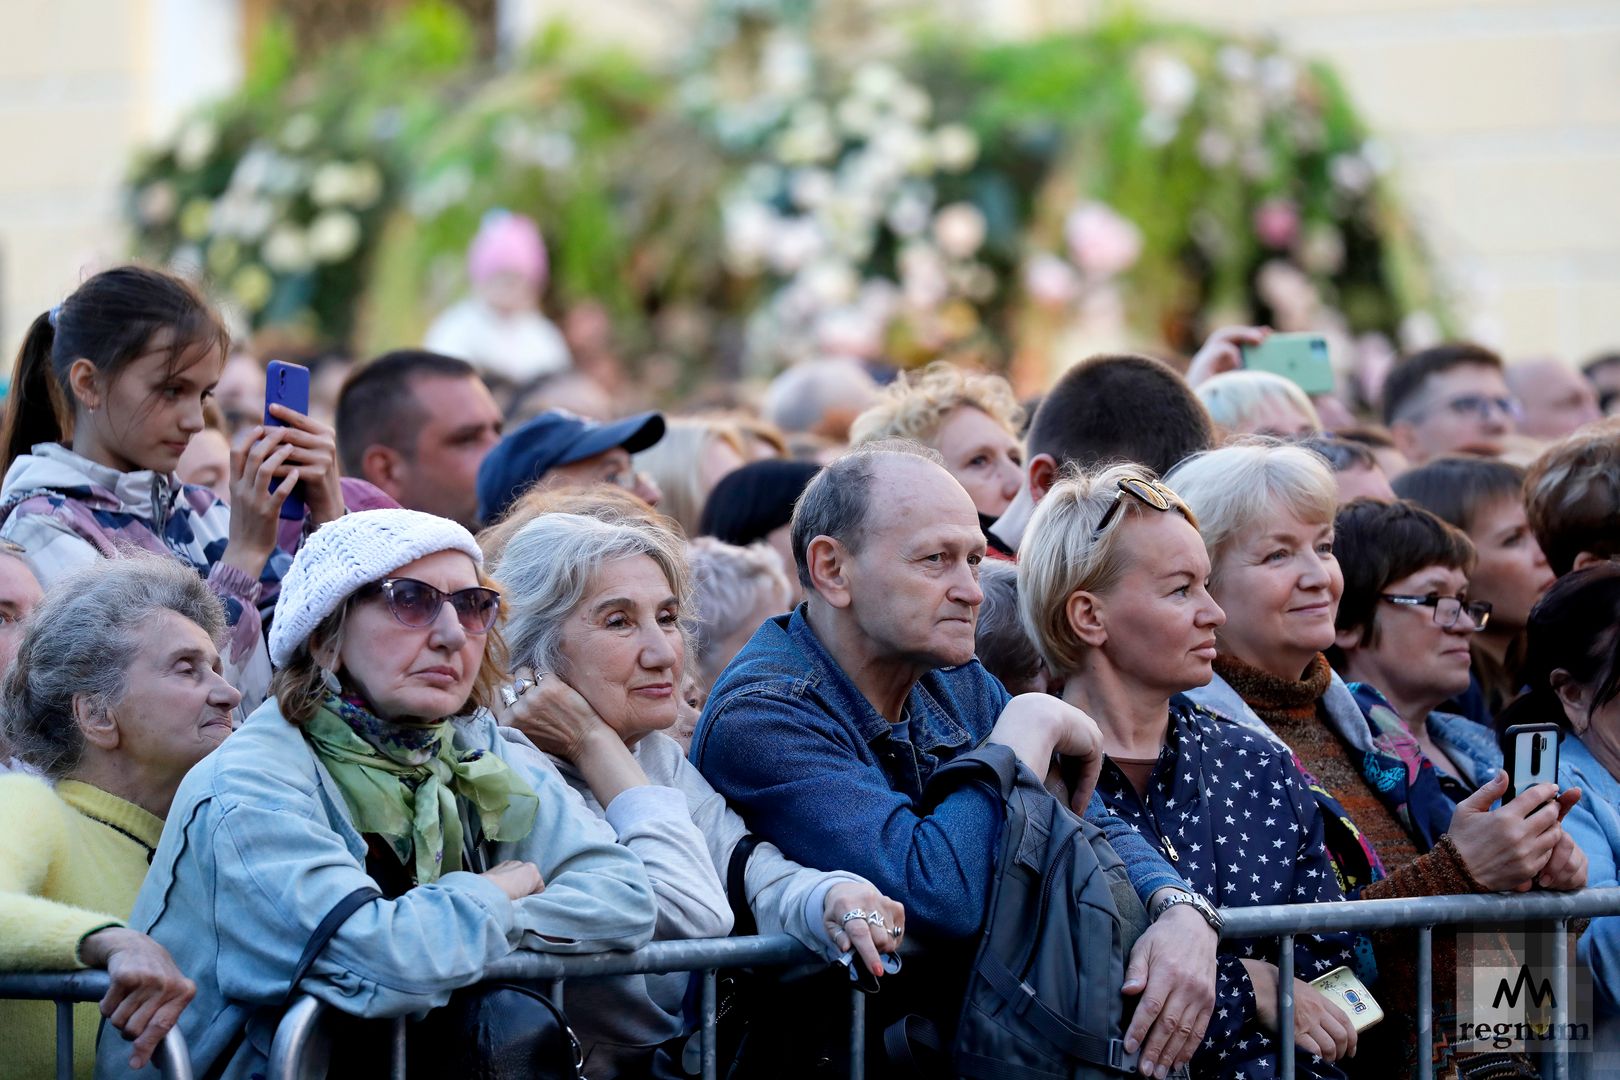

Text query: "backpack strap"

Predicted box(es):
[921, 744, 1022, 811]
[204, 886, 383, 1080]
[975, 951, 1131, 1072]
[727, 835, 761, 937]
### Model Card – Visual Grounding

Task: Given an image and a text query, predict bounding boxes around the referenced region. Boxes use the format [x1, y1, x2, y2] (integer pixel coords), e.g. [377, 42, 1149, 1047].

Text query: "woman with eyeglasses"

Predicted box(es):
[99, 509, 657, 1080]
[1171, 445, 1586, 1077]
[1019, 463, 1357, 1078]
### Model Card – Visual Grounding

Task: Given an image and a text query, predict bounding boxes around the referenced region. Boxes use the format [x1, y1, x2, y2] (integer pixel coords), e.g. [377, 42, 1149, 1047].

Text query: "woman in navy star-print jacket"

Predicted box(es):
[1018, 465, 1357, 1080]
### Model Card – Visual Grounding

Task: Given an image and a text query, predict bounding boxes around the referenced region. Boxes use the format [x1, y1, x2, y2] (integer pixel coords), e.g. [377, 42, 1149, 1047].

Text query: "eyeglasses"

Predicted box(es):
[360, 578, 501, 634]
[1438, 395, 1521, 423]
[1379, 592, 1492, 631]
[1093, 476, 1186, 536]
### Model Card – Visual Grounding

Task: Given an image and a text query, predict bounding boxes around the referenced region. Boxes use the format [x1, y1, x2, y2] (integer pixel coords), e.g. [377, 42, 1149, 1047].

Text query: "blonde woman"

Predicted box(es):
[1195, 370, 1322, 441]
[850, 362, 1026, 519]
[632, 418, 750, 536]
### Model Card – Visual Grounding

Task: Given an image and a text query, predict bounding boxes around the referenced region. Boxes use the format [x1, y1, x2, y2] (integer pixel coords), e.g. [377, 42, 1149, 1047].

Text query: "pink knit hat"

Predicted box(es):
[468, 210, 548, 287]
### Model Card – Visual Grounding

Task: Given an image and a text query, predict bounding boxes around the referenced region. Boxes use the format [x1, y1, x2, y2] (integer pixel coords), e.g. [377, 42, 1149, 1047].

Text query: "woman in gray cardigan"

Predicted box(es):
[491, 511, 904, 1078]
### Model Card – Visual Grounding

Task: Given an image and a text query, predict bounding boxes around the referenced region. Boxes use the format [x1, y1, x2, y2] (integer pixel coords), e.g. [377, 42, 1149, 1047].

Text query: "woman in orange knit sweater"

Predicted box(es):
[0, 556, 238, 1076]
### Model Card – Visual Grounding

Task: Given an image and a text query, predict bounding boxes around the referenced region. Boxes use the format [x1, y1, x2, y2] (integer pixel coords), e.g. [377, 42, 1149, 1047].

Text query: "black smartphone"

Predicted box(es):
[263, 360, 311, 521]
[1501, 723, 1562, 802]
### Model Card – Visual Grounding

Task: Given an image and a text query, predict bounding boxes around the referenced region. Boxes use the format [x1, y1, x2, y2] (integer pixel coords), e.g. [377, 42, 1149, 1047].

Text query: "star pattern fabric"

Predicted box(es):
[1096, 702, 1353, 1080]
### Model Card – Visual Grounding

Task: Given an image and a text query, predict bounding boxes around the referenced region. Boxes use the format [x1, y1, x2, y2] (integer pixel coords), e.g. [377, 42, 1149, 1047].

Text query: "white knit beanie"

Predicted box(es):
[269, 509, 485, 667]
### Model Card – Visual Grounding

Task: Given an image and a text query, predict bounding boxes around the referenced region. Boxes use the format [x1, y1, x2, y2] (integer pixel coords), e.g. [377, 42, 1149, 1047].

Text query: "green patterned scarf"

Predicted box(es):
[304, 692, 538, 883]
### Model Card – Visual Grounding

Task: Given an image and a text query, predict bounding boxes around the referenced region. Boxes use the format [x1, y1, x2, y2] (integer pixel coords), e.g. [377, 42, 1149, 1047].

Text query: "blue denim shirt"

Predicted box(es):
[690, 607, 1185, 939]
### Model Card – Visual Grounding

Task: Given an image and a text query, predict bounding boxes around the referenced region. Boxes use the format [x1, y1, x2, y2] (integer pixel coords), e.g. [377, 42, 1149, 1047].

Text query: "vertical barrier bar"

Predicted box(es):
[1416, 927, 1432, 1080]
[55, 1001, 72, 1080]
[1549, 918, 1569, 1080]
[1277, 934, 1295, 1080]
[549, 978, 566, 1011]
[849, 985, 866, 1080]
[700, 969, 717, 1080]
[391, 1017, 408, 1080]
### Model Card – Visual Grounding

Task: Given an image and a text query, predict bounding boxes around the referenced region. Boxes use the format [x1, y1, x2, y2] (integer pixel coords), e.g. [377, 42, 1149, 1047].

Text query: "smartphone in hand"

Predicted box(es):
[1501, 723, 1562, 802]
[262, 360, 311, 521]
[1241, 333, 1334, 395]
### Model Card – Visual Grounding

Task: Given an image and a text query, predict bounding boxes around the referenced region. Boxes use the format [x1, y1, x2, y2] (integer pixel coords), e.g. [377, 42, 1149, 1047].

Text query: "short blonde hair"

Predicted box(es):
[1195, 370, 1322, 437]
[477, 483, 668, 565]
[849, 362, 1024, 450]
[1525, 416, 1620, 576]
[1017, 463, 1197, 677]
[1165, 440, 1338, 583]
[633, 418, 749, 536]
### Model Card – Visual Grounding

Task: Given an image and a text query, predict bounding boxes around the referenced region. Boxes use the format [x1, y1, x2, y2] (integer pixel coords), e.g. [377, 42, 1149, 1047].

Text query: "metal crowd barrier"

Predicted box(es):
[1220, 886, 1620, 1080]
[266, 888, 1620, 1080]
[268, 933, 849, 1080]
[0, 970, 194, 1080]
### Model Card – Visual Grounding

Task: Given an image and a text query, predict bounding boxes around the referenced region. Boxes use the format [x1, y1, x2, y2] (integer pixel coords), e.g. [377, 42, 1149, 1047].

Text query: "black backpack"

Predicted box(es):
[888, 745, 1164, 1079]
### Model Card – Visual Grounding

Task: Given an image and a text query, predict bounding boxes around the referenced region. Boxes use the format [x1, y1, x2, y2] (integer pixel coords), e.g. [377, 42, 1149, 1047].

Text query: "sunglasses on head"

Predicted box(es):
[1093, 476, 1186, 537]
[359, 577, 501, 634]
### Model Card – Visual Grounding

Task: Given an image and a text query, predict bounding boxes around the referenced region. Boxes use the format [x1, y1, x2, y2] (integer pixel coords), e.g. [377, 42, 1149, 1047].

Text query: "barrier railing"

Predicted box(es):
[265, 888, 1620, 1080]
[268, 934, 845, 1080]
[1220, 886, 1620, 1080]
[0, 970, 194, 1080]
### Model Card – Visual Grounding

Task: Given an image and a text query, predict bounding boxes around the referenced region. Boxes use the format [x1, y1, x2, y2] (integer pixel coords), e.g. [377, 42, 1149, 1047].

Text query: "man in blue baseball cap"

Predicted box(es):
[476, 408, 665, 524]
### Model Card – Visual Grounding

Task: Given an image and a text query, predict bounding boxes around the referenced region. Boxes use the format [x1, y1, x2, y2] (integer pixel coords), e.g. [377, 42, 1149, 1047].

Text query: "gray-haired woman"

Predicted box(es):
[491, 511, 904, 1078]
[0, 555, 236, 1076]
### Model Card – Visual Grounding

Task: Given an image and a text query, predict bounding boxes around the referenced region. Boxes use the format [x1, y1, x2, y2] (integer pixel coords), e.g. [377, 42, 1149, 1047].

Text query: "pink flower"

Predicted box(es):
[1064, 203, 1142, 279]
[1253, 198, 1300, 250]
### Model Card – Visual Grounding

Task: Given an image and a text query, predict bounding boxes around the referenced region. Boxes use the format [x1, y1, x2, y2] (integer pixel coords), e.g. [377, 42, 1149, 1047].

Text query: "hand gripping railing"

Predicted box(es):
[1217, 885, 1620, 1080]
[268, 934, 862, 1080]
[0, 970, 194, 1080]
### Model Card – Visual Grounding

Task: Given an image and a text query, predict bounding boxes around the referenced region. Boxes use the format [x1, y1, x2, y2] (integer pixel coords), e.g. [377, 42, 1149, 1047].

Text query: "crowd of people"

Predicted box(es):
[1, 257, 1619, 1080]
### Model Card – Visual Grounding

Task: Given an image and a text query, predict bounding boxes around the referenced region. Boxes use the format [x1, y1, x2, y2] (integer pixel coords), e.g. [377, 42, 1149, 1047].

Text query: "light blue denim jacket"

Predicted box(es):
[97, 699, 657, 1079]
[1558, 735, 1620, 1012]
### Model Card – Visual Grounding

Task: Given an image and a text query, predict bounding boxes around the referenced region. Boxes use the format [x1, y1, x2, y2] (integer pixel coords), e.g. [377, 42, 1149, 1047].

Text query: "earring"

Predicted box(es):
[319, 667, 342, 695]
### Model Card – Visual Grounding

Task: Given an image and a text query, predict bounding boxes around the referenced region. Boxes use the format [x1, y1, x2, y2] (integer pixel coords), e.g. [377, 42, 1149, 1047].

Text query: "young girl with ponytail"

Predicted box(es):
[0, 266, 344, 711]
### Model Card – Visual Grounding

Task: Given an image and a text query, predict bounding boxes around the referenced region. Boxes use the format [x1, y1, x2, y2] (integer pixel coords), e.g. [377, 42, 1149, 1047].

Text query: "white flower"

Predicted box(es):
[800, 259, 859, 306]
[174, 120, 218, 171]
[933, 125, 979, 172]
[761, 32, 813, 99]
[790, 168, 835, 210]
[229, 265, 274, 312]
[775, 110, 839, 165]
[899, 242, 949, 309]
[1217, 46, 1257, 83]
[891, 84, 932, 126]
[1139, 111, 1180, 147]
[835, 95, 880, 139]
[1196, 129, 1234, 167]
[852, 64, 904, 102]
[932, 203, 987, 260]
[533, 133, 575, 171]
[136, 181, 178, 227]
[1259, 56, 1298, 101]
[261, 224, 313, 274]
[723, 200, 777, 273]
[767, 217, 824, 275]
[816, 306, 885, 359]
[281, 114, 320, 152]
[886, 185, 934, 238]
[311, 163, 353, 208]
[1329, 154, 1375, 196]
[1139, 52, 1197, 116]
[308, 211, 361, 263]
[871, 123, 933, 175]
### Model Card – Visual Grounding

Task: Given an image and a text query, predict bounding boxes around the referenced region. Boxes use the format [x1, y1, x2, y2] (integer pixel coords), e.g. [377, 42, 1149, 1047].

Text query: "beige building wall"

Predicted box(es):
[5, 0, 1617, 365]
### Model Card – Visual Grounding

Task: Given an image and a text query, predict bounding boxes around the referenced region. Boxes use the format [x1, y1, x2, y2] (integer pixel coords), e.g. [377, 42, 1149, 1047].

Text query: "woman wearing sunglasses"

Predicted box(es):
[1018, 464, 1357, 1079]
[99, 509, 657, 1080]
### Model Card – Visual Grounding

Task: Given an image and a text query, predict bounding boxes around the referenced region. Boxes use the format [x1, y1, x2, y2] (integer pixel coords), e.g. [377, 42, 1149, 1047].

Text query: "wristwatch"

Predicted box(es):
[1149, 888, 1223, 934]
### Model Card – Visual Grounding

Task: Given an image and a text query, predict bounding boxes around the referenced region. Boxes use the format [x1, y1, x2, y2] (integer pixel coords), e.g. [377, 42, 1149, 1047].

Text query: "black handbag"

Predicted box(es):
[410, 980, 584, 1080]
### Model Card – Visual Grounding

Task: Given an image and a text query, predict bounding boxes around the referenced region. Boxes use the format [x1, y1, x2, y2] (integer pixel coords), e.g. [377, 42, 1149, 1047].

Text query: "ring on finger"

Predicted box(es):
[889, 925, 903, 940]
[839, 909, 870, 927]
[863, 911, 887, 930]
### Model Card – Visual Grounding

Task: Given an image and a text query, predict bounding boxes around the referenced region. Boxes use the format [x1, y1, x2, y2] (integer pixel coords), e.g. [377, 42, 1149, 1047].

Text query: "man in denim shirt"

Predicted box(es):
[693, 442, 1220, 1077]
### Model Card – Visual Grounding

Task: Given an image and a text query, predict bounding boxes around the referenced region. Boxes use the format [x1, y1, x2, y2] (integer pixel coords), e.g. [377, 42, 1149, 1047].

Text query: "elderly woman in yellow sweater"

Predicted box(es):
[0, 555, 238, 1076]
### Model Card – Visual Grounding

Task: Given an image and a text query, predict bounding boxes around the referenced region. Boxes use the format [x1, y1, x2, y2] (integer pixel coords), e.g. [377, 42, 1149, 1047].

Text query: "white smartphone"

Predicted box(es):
[1310, 965, 1384, 1032]
[1502, 723, 1561, 802]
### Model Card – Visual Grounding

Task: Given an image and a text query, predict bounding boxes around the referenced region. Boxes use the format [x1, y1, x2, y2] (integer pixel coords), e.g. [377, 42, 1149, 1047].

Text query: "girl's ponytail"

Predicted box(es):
[1, 310, 69, 476]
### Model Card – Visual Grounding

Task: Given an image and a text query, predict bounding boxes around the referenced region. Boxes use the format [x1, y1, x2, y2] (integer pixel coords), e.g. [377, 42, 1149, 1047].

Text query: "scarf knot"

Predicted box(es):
[304, 692, 538, 883]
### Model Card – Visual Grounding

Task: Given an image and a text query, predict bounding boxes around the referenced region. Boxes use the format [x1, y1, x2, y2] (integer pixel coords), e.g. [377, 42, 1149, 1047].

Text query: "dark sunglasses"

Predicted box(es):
[1093, 476, 1186, 536]
[359, 577, 501, 634]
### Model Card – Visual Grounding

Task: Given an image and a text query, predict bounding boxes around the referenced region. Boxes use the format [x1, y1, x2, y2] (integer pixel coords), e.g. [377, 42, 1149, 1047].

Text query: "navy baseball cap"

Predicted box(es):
[476, 409, 665, 524]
